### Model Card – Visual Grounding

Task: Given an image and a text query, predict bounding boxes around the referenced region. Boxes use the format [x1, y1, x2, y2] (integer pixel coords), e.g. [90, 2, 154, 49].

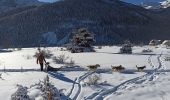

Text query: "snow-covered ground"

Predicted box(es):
[0, 46, 170, 100]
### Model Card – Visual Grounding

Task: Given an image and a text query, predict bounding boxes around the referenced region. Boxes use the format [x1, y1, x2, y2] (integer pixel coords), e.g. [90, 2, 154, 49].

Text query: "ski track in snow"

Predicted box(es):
[85, 52, 165, 100]
[67, 78, 78, 98]
[67, 71, 95, 100]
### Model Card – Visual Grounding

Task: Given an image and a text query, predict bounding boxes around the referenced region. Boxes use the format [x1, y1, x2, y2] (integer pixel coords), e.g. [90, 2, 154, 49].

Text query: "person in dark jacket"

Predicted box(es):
[37, 53, 46, 71]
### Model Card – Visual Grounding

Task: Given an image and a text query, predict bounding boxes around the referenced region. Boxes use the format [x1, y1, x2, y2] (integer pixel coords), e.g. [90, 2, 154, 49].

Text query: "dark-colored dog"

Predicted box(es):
[87, 64, 100, 70]
[112, 65, 125, 72]
[45, 62, 61, 71]
[136, 65, 146, 71]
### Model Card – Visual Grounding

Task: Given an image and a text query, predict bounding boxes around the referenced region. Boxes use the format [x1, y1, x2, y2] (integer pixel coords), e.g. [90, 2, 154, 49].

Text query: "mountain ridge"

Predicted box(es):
[0, 0, 169, 47]
[0, 0, 44, 14]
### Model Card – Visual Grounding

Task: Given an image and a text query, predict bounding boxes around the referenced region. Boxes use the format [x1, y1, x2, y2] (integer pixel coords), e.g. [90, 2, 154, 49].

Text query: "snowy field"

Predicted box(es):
[0, 46, 170, 100]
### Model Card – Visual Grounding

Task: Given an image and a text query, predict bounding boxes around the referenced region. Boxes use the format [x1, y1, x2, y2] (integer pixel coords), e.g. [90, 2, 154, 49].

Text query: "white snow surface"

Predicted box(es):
[121, 0, 170, 8]
[0, 46, 170, 100]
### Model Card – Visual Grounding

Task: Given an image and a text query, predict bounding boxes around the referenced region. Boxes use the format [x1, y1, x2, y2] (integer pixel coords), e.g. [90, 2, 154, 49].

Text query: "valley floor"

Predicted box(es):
[0, 46, 170, 100]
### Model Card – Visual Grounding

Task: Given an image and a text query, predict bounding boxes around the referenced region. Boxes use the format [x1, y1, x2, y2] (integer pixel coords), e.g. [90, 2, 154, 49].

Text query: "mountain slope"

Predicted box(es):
[0, 0, 169, 47]
[0, 0, 43, 13]
[38, 0, 59, 3]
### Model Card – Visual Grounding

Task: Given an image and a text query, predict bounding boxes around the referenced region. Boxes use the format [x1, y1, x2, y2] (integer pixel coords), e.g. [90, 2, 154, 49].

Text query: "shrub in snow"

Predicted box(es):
[65, 58, 75, 66]
[42, 75, 61, 100]
[86, 73, 101, 85]
[142, 49, 153, 53]
[60, 48, 66, 51]
[30, 75, 61, 100]
[11, 84, 30, 100]
[40, 50, 53, 59]
[33, 52, 39, 58]
[17, 48, 22, 51]
[52, 54, 69, 64]
[34, 49, 53, 59]
[26, 55, 32, 60]
[23, 55, 32, 60]
[3, 66, 6, 72]
[165, 56, 170, 61]
[0, 73, 2, 79]
[98, 46, 102, 49]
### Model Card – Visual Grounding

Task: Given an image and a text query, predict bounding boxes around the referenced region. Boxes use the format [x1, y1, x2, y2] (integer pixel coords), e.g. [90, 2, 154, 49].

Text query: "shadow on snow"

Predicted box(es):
[48, 71, 76, 84]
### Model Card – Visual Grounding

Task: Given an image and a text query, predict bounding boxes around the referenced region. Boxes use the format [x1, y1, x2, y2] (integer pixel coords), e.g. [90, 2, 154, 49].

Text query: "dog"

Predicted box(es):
[87, 64, 100, 70]
[111, 65, 125, 72]
[136, 65, 146, 71]
[45, 62, 61, 71]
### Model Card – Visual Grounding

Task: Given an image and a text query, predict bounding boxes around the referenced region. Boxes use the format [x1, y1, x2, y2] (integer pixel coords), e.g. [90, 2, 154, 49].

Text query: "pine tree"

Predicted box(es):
[120, 40, 132, 54]
[67, 28, 95, 53]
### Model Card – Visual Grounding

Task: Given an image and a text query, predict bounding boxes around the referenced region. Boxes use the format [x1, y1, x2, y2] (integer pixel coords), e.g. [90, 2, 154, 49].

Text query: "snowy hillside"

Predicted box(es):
[161, 0, 170, 8]
[0, 45, 170, 99]
[121, 0, 170, 9]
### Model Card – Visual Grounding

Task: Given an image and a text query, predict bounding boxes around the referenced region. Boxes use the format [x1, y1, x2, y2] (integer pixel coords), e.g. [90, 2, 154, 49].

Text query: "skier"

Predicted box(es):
[37, 52, 46, 71]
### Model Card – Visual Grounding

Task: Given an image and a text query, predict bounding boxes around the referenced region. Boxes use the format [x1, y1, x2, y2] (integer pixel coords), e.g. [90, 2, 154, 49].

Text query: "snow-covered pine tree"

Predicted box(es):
[67, 28, 95, 53]
[42, 75, 61, 100]
[11, 85, 30, 100]
[120, 40, 132, 54]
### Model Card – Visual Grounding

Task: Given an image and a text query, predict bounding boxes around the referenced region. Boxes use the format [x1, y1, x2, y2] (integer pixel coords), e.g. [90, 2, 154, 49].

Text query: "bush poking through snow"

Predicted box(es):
[142, 49, 153, 53]
[34, 49, 53, 59]
[29, 75, 61, 100]
[41, 75, 61, 100]
[65, 58, 75, 66]
[23, 55, 32, 60]
[26, 55, 32, 60]
[98, 46, 102, 49]
[52, 54, 69, 64]
[42, 50, 53, 58]
[3, 66, 6, 72]
[165, 56, 170, 61]
[86, 73, 101, 85]
[11, 84, 30, 100]
[53, 54, 76, 66]
[0, 73, 2, 79]
[33, 52, 39, 58]
[60, 48, 67, 51]
[17, 48, 22, 51]
[11, 76, 62, 100]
